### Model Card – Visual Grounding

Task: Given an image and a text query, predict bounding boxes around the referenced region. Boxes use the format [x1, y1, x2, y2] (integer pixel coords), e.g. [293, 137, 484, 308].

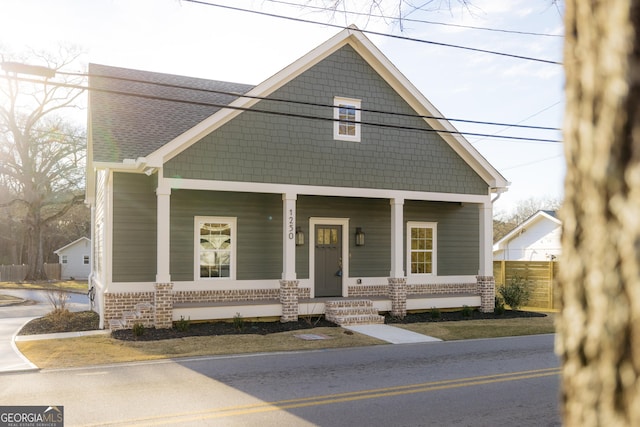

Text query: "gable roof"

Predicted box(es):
[54, 237, 91, 255]
[89, 64, 254, 163]
[493, 210, 561, 251]
[88, 25, 508, 191]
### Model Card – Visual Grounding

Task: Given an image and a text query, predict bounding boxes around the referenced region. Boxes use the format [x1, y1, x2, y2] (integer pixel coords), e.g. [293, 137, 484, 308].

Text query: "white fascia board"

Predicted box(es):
[147, 28, 356, 167]
[93, 161, 146, 173]
[145, 25, 508, 191]
[85, 109, 96, 205]
[166, 177, 490, 204]
[347, 29, 509, 190]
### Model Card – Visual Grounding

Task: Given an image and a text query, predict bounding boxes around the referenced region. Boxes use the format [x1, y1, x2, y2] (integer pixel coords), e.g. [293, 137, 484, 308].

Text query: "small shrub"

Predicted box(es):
[461, 305, 473, 318]
[494, 297, 506, 315]
[46, 288, 69, 313]
[174, 316, 190, 332]
[498, 274, 532, 311]
[430, 307, 441, 320]
[233, 312, 245, 331]
[132, 322, 145, 337]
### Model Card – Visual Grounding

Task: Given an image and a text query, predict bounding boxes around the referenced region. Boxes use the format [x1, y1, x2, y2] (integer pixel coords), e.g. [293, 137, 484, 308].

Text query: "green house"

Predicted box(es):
[86, 26, 509, 329]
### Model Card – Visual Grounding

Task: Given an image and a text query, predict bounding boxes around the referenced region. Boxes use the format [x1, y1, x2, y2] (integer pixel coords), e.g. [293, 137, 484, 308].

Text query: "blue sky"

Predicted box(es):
[0, 0, 565, 214]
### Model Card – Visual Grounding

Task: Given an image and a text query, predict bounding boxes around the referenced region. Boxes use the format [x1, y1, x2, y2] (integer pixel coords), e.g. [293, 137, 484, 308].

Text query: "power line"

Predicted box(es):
[470, 101, 563, 144]
[0, 74, 562, 143]
[56, 69, 560, 133]
[265, 0, 563, 38]
[501, 154, 564, 171]
[181, 0, 562, 65]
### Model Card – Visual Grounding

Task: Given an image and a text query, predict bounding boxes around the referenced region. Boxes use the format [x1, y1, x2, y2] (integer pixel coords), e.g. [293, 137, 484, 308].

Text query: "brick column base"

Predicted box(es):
[154, 283, 174, 329]
[388, 277, 407, 318]
[279, 280, 299, 323]
[477, 276, 495, 313]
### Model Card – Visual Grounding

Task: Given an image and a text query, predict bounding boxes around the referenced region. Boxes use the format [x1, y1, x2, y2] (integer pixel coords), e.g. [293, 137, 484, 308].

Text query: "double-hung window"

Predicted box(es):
[407, 222, 437, 275]
[195, 217, 236, 280]
[334, 97, 361, 142]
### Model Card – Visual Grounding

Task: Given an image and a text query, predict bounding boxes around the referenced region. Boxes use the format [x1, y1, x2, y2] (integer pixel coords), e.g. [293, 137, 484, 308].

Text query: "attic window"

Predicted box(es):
[334, 97, 361, 142]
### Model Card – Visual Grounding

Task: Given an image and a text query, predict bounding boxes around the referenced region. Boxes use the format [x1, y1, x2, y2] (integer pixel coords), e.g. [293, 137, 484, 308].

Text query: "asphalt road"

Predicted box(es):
[0, 334, 561, 426]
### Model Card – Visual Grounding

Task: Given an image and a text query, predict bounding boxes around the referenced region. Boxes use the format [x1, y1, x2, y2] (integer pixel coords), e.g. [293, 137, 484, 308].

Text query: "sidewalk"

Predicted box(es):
[0, 317, 39, 373]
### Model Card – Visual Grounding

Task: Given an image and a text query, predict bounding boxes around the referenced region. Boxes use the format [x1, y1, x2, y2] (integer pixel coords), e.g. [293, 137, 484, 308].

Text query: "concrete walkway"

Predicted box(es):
[0, 289, 91, 373]
[343, 324, 441, 344]
[0, 317, 39, 372]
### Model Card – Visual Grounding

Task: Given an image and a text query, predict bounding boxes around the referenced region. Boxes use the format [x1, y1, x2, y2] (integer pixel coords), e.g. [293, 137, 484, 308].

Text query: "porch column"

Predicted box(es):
[478, 200, 493, 277]
[390, 198, 404, 278]
[282, 193, 297, 281]
[280, 193, 299, 322]
[156, 180, 171, 283]
[477, 201, 495, 312]
[389, 198, 407, 318]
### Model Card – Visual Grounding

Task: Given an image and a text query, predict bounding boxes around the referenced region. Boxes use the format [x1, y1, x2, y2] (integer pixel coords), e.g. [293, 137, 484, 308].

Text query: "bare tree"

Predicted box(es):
[493, 196, 561, 242]
[0, 47, 86, 281]
[557, 1, 640, 425]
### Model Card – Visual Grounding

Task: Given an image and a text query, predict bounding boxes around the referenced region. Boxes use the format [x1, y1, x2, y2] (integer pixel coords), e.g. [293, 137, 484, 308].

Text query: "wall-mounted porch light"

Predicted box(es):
[355, 227, 365, 246]
[295, 227, 305, 246]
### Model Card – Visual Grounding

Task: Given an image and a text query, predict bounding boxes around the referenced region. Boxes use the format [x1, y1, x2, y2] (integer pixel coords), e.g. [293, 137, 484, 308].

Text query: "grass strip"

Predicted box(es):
[17, 327, 385, 369]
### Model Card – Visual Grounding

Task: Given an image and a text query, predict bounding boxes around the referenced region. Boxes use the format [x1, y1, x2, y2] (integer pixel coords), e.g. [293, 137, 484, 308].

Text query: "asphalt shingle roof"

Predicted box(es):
[89, 63, 255, 162]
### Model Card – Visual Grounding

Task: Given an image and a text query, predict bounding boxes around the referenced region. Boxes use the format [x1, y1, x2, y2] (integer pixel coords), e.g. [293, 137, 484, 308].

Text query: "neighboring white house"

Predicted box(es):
[493, 210, 561, 261]
[54, 237, 91, 280]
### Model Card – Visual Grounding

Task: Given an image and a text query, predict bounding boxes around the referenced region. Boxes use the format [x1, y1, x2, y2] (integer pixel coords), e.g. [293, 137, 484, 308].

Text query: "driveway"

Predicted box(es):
[0, 289, 91, 372]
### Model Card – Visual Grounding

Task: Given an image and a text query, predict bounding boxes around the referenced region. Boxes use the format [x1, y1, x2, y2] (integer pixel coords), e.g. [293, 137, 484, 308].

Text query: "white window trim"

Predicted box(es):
[333, 96, 361, 142]
[83, 255, 90, 265]
[194, 216, 237, 281]
[406, 221, 437, 276]
[61, 255, 68, 264]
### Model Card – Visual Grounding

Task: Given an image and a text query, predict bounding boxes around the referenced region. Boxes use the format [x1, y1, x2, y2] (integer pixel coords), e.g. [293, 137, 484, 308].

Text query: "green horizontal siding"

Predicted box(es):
[296, 196, 391, 279]
[404, 200, 479, 275]
[112, 173, 157, 282]
[170, 190, 282, 281]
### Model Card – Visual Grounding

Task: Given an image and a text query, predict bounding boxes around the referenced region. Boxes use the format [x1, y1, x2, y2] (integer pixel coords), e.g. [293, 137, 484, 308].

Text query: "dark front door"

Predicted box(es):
[314, 225, 342, 297]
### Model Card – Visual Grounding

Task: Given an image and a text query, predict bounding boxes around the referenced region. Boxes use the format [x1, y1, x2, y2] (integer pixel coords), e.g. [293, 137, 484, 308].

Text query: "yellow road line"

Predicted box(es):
[89, 367, 560, 426]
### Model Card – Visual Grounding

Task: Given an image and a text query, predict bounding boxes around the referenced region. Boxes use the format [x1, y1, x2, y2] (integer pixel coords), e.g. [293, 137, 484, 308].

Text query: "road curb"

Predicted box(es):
[15, 329, 111, 342]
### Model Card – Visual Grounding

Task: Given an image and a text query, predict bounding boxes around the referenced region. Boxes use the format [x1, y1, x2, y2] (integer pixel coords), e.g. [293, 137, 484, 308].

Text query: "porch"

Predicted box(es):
[107, 292, 484, 330]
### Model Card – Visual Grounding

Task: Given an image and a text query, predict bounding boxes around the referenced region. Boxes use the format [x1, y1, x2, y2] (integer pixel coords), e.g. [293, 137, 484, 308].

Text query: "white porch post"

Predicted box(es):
[156, 178, 171, 283]
[478, 200, 493, 277]
[282, 193, 297, 281]
[477, 200, 496, 313]
[390, 198, 405, 278]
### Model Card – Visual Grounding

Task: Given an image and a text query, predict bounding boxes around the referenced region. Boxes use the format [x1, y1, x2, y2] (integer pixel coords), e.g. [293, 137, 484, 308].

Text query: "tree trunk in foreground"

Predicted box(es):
[558, 1, 640, 425]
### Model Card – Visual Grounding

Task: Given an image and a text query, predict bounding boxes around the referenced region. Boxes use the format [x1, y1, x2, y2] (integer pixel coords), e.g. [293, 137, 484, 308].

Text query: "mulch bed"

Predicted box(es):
[18, 308, 546, 341]
[112, 309, 546, 342]
[19, 311, 100, 335]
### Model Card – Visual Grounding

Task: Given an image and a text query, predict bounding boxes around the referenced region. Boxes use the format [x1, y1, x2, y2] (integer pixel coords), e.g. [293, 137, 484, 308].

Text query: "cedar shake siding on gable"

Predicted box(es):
[164, 45, 488, 195]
